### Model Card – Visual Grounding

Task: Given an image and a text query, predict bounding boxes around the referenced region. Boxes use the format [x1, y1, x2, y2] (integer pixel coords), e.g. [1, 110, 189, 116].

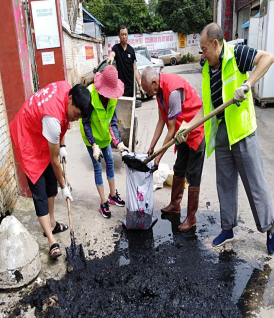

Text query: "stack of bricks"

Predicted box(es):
[0, 75, 18, 213]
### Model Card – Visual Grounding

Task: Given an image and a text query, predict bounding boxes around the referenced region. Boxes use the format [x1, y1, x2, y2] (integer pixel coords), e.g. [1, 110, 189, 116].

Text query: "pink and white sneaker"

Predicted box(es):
[99, 202, 111, 218]
[108, 190, 125, 207]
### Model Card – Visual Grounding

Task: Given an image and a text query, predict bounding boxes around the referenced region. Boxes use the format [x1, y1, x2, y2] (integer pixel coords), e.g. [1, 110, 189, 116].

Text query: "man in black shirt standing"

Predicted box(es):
[107, 25, 144, 97]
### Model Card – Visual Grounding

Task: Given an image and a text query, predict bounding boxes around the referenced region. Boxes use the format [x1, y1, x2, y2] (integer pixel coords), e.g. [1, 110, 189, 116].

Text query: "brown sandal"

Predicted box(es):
[49, 243, 62, 260]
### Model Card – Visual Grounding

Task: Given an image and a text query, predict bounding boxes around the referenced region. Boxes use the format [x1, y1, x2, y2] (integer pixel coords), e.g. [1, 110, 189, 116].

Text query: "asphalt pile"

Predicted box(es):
[17, 227, 243, 318]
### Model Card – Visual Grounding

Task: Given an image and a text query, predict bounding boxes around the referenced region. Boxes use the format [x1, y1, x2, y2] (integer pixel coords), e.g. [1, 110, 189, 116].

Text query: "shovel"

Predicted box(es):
[122, 98, 234, 172]
[62, 159, 86, 272]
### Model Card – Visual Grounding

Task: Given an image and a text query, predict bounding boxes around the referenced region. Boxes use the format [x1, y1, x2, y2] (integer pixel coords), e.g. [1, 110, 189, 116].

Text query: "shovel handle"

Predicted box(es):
[67, 198, 74, 235]
[144, 98, 234, 164]
[62, 158, 72, 191]
[67, 198, 75, 245]
[62, 158, 74, 237]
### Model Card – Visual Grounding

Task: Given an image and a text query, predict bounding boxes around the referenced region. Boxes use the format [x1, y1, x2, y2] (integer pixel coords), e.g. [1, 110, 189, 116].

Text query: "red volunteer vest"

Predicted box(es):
[10, 81, 71, 184]
[156, 73, 204, 151]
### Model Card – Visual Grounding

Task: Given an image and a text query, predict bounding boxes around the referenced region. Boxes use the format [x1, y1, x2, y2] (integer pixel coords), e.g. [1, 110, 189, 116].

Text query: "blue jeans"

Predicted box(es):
[87, 144, 115, 188]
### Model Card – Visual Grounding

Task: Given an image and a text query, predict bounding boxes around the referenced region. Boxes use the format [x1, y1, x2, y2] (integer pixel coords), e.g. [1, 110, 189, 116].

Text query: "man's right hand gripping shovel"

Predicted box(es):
[233, 80, 251, 106]
[175, 121, 190, 145]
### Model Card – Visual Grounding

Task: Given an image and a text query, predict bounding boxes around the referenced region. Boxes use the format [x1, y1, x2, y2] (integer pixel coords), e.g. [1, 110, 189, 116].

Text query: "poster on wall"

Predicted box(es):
[179, 33, 186, 48]
[42, 52, 55, 65]
[108, 31, 178, 54]
[222, 0, 233, 41]
[31, 0, 60, 50]
[85, 46, 94, 60]
[186, 34, 200, 47]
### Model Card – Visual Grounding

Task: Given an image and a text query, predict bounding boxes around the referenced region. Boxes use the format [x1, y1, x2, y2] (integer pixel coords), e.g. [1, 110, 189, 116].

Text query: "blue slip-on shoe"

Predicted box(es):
[267, 232, 274, 255]
[212, 230, 234, 247]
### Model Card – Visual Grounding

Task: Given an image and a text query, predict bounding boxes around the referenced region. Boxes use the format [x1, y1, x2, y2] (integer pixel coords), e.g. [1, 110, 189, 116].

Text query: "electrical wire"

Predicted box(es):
[85, 0, 170, 6]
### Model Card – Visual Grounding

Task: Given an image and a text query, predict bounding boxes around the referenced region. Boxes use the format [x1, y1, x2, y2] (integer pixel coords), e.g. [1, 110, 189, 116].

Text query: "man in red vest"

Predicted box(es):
[10, 82, 91, 260]
[141, 67, 205, 232]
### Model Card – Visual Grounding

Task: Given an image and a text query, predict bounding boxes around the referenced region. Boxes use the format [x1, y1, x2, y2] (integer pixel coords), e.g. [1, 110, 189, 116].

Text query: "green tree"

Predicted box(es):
[85, 0, 151, 36]
[147, 13, 167, 32]
[83, 0, 108, 23]
[84, 0, 212, 36]
[157, 0, 212, 34]
[148, 0, 157, 14]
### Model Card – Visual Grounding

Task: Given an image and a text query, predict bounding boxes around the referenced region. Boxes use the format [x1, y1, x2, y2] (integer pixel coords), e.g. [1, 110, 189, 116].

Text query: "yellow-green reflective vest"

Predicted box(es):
[79, 84, 117, 148]
[202, 40, 257, 158]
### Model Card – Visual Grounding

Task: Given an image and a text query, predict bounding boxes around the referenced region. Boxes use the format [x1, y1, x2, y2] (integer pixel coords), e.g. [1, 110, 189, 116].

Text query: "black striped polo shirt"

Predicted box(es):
[210, 45, 258, 118]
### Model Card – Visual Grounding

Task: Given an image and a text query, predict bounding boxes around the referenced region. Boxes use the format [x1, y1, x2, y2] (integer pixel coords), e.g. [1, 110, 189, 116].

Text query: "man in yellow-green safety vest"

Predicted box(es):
[175, 23, 274, 254]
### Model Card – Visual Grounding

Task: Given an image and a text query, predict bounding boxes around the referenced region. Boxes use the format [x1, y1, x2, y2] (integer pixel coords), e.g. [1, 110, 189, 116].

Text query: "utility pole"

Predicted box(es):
[213, 0, 218, 23]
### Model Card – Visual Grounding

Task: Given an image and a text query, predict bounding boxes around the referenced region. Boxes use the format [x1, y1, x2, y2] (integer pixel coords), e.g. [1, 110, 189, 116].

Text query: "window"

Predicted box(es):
[165, 50, 171, 55]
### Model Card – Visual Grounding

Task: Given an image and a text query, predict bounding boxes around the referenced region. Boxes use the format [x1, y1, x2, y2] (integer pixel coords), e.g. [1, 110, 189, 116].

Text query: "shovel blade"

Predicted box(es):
[65, 243, 86, 272]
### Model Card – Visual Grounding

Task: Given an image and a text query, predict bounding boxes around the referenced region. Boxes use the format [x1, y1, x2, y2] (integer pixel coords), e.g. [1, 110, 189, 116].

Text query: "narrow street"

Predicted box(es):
[135, 65, 274, 317]
[1, 64, 274, 317]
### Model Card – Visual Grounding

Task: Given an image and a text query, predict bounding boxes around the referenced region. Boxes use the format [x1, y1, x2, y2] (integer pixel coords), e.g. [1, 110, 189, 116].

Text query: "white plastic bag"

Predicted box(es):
[121, 152, 157, 230]
[153, 163, 171, 191]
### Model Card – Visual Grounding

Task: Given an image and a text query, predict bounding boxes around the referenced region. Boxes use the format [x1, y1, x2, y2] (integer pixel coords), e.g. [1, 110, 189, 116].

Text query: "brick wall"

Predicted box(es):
[0, 74, 18, 213]
[63, 30, 102, 85]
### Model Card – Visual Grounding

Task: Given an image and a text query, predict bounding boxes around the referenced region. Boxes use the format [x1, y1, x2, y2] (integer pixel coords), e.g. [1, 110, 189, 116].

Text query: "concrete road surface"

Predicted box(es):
[1, 63, 274, 317]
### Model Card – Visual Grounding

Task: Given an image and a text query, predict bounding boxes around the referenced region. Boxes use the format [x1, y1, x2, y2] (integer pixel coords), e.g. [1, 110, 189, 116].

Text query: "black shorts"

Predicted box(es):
[26, 163, 58, 217]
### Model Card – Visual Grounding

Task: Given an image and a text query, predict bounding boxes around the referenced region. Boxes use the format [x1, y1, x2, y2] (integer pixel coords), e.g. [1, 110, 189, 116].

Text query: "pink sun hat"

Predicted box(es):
[94, 65, 125, 99]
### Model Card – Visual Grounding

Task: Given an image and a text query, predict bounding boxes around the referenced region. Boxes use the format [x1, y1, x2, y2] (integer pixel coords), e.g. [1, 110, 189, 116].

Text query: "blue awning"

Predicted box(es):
[241, 12, 260, 29]
[82, 7, 105, 28]
[241, 20, 249, 29]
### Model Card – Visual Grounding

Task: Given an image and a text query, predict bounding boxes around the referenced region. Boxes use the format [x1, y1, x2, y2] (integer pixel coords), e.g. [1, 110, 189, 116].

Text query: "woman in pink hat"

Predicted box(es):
[79, 65, 128, 218]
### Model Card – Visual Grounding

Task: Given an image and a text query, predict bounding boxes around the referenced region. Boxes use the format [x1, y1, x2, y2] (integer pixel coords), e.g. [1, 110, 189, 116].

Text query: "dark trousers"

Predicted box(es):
[123, 86, 134, 97]
[174, 138, 205, 187]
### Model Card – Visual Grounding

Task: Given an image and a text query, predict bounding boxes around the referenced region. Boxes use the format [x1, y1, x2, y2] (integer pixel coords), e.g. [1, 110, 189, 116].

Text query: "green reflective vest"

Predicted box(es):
[202, 40, 257, 158]
[79, 84, 117, 148]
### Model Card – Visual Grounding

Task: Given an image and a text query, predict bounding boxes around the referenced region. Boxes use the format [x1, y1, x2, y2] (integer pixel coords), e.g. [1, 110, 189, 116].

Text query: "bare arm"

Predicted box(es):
[107, 51, 116, 65]
[248, 50, 274, 86]
[109, 51, 116, 58]
[60, 136, 65, 146]
[187, 107, 204, 126]
[155, 118, 176, 164]
[149, 109, 165, 152]
[48, 142, 65, 189]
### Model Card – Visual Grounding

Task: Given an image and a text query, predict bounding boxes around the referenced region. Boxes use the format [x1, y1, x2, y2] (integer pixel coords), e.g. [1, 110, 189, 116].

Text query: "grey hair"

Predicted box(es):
[201, 23, 223, 44]
[141, 66, 159, 84]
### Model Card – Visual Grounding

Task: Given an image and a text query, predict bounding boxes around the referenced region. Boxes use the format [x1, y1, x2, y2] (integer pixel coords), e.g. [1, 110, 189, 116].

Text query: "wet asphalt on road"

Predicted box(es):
[4, 64, 274, 318]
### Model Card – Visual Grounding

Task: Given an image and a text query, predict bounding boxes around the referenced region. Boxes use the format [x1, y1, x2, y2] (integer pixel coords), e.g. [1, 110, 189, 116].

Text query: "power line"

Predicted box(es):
[85, 0, 170, 6]
[85, 3, 148, 6]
